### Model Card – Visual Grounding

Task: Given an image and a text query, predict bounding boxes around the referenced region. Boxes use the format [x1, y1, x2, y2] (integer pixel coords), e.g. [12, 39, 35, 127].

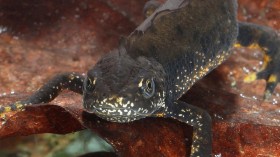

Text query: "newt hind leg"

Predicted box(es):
[236, 22, 280, 100]
[0, 72, 85, 119]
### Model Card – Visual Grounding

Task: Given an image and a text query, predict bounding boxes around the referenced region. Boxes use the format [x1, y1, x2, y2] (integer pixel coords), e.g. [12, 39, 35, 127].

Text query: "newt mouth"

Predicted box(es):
[85, 106, 151, 123]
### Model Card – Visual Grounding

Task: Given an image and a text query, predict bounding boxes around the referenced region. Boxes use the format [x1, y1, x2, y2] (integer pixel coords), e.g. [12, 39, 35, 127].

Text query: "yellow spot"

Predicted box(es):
[116, 97, 123, 104]
[88, 78, 96, 85]
[88, 78, 93, 84]
[69, 74, 75, 80]
[244, 73, 257, 83]
[233, 43, 242, 48]
[268, 74, 277, 83]
[261, 54, 272, 70]
[15, 103, 24, 110]
[0, 106, 14, 119]
[155, 113, 165, 117]
[248, 43, 261, 49]
[0, 102, 24, 115]
[234, 42, 268, 52]
[0, 113, 6, 120]
[138, 79, 144, 87]
[145, 9, 155, 17]
[234, 43, 261, 49]
[4, 106, 11, 112]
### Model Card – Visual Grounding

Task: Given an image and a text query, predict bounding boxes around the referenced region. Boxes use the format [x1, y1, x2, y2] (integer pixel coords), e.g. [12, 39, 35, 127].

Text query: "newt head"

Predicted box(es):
[83, 48, 166, 123]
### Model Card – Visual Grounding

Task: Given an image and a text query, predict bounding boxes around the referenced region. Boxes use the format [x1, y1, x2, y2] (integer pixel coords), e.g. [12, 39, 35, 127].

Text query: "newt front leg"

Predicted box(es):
[0, 72, 85, 118]
[161, 101, 212, 156]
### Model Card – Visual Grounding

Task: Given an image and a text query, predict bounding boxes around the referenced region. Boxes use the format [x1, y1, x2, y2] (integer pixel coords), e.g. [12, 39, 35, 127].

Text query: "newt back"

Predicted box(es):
[127, 0, 238, 100]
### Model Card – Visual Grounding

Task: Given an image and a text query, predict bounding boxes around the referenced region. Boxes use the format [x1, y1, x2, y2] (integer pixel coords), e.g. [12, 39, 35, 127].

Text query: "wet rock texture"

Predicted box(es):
[0, 0, 280, 156]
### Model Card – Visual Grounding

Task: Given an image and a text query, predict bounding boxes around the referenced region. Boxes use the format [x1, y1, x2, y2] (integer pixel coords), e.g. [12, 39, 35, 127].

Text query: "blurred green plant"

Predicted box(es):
[0, 130, 113, 157]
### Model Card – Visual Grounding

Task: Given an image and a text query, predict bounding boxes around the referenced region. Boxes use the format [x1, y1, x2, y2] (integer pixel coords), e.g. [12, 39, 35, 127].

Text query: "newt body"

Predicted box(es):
[1, 0, 280, 156]
[128, 0, 238, 100]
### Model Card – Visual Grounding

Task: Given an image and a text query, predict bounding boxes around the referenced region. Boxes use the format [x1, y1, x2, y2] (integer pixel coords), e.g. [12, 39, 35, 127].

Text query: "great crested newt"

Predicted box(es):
[1, 0, 280, 156]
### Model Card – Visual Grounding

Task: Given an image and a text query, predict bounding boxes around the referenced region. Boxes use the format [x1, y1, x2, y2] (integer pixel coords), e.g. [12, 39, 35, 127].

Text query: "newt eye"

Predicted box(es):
[141, 78, 155, 99]
[85, 77, 95, 92]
